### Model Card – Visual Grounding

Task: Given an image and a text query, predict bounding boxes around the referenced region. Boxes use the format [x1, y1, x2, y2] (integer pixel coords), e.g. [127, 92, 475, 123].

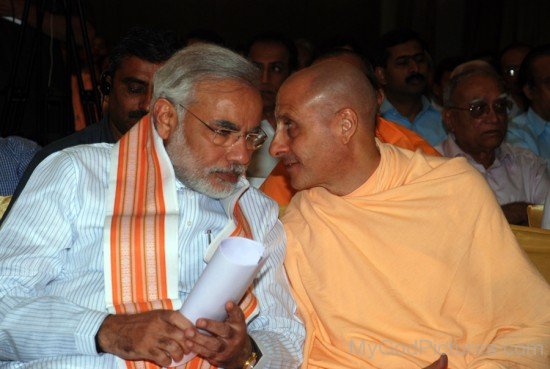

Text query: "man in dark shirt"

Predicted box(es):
[0, 27, 181, 225]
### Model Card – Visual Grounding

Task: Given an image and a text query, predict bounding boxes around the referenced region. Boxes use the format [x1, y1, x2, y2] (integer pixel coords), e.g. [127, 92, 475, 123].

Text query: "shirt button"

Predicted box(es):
[186, 221, 192, 227]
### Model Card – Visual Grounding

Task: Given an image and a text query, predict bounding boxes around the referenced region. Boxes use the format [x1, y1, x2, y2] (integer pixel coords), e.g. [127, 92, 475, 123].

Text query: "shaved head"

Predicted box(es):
[270, 60, 381, 196]
[278, 60, 379, 133]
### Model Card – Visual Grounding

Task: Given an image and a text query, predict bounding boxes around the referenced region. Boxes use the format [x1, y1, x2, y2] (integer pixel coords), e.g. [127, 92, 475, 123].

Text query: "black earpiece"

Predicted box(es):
[100, 72, 112, 95]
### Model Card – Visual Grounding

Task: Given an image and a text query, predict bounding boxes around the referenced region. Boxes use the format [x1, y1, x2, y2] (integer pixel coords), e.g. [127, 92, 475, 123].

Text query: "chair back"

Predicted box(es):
[527, 204, 544, 228]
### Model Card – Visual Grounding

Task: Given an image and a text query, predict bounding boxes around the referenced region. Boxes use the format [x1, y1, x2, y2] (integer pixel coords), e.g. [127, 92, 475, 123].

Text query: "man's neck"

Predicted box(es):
[109, 121, 124, 141]
[325, 141, 381, 196]
[461, 145, 496, 169]
[385, 91, 424, 123]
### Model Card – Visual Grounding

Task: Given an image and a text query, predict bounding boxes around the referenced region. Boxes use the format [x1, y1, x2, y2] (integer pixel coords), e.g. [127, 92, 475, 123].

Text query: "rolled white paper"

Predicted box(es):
[170, 237, 266, 367]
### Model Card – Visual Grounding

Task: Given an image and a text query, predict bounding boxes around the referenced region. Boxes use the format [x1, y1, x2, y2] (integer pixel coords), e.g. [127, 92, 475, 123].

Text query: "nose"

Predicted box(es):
[409, 60, 419, 73]
[226, 136, 252, 166]
[269, 126, 290, 158]
[260, 66, 270, 84]
[485, 103, 502, 124]
[140, 87, 153, 112]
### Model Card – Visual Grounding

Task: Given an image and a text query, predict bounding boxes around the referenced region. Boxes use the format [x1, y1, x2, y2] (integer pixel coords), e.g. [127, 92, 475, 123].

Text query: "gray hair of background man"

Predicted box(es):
[151, 43, 261, 120]
[443, 69, 506, 107]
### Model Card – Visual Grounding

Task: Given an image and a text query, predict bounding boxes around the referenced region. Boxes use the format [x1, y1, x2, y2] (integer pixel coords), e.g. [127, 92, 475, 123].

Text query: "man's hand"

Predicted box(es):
[501, 202, 530, 225]
[423, 354, 448, 369]
[96, 310, 193, 367]
[184, 301, 252, 369]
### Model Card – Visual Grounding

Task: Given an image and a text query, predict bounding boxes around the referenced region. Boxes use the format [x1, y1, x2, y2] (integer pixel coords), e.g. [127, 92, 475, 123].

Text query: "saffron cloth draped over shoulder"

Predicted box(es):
[283, 142, 550, 369]
[104, 116, 259, 369]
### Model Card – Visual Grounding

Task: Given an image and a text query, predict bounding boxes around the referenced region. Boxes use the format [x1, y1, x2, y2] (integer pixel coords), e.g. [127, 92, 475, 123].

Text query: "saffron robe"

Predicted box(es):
[283, 142, 550, 369]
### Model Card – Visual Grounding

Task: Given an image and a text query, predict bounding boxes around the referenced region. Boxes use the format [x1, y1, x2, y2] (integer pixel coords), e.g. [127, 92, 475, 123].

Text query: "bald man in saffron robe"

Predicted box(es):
[270, 60, 550, 369]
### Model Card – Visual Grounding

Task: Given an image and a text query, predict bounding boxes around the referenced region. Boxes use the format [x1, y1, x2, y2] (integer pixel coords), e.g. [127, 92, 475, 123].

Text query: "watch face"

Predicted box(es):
[243, 352, 258, 369]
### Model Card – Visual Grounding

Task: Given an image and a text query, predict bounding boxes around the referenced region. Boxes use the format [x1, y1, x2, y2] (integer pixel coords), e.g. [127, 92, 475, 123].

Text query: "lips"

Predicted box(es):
[405, 74, 426, 85]
[480, 129, 505, 141]
[282, 159, 300, 173]
[212, 165, 246, 184]
[216, 171, 240, 183]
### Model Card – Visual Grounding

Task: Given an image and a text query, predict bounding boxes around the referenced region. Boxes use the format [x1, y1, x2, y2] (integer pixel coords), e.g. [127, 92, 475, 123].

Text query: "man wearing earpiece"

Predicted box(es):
[506, 44, 550, 171]
[0, 27, 181, 226]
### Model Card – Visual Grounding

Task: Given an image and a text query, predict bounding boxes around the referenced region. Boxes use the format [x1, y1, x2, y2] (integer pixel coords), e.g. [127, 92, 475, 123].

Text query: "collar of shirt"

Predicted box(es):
[380, 96, 433, 121]
[527, 108, 549, 137]
[440, 134, 512, 173]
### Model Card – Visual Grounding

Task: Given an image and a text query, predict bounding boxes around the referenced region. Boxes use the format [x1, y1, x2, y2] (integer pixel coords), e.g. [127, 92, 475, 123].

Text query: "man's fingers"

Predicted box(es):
[165, 310, 194, 332]
[158, 337, 186, 362]
[196, 318, 233, 338]
[97, 310, 194, 365]
[225, 301, 246, 323]
[149, 347, 173, 368]
[185, 328, 226, 352]
[185, 338, 220, 359]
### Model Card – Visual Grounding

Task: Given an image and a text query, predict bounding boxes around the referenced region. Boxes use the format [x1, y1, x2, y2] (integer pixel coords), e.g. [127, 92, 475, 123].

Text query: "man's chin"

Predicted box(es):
[405, 84, 426, 95]
[196, 183, 235, 199]
[176, 172, 237, 199]
[206, 174, 246, 198]
[289, 175, 312, 192]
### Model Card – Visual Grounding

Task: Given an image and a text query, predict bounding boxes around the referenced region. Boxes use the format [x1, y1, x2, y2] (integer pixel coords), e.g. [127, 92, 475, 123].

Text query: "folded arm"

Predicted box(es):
[0, 151, 106, 360]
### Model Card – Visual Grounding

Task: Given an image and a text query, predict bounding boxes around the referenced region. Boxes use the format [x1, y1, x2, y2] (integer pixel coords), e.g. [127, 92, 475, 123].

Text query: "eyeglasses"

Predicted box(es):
[178, 104, 267, 150]
[447, 96, 512, 119]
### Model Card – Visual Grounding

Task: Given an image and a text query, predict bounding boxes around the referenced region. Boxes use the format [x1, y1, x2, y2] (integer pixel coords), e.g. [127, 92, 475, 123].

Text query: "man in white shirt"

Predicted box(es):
[506, 44, 550, 169]
[438, 68, 549, 225]
[0, 44, 304, 369]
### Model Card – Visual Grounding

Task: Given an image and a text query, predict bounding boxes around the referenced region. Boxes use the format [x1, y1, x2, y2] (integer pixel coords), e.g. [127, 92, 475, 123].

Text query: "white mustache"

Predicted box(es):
[210, 164, 246, 176]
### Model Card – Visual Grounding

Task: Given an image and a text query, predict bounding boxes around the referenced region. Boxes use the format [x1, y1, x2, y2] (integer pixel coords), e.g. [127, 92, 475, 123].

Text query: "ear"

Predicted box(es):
[442, 108, 455, 133]
[102, 93, 110, 110]
[375, 66, 387, 86]
[334, 108, 358, 145]
[153, 98, 178, 140]
[375, 88, 385, 109]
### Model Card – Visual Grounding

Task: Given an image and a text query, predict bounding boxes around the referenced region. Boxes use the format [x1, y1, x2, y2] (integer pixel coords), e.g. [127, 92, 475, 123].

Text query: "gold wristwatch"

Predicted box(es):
[242, 337, 262, 369]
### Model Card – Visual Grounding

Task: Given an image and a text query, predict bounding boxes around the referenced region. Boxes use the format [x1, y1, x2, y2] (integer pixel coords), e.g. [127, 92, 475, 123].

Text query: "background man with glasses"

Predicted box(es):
[506, 44, 550, 170]
[437, 68, 549, 225]
[0, 44, 304, 369]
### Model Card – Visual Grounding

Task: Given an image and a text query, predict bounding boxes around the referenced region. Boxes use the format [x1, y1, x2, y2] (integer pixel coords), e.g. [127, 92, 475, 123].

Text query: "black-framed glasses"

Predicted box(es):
[447, 96, 512, 119]
[178, 104, 267, 150]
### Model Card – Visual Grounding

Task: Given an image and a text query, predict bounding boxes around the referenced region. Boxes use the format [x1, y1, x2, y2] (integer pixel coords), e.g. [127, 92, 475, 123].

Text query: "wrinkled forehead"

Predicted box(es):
[532, 55, 550, 77]
[455, 75, 505, 101]
[193, 79, 263, 125]
[276, 73, 313, 107]
[387, 40, 424, 59]
[250, 41, 290, 61]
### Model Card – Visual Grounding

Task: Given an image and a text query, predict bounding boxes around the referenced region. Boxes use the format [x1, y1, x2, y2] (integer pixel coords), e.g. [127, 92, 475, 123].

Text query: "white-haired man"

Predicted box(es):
[0, 44, 304, 369]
